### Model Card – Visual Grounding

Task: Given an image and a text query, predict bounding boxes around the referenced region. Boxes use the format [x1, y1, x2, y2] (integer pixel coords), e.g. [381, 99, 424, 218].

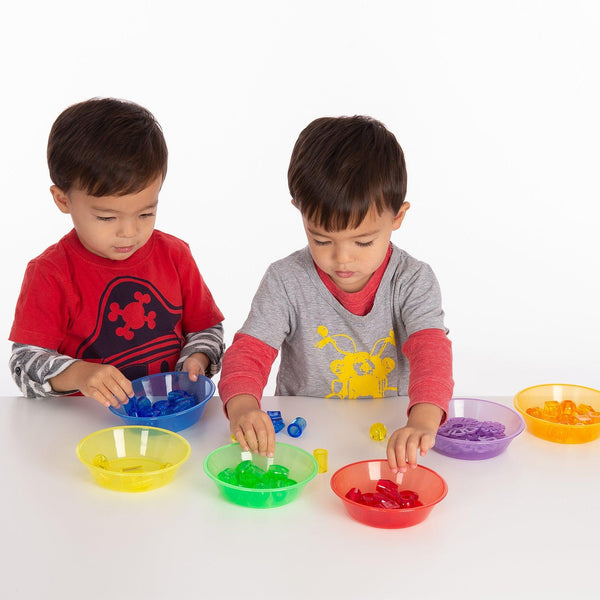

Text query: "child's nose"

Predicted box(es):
[118, 219, 137, 237]
[333, 244, 352, 265]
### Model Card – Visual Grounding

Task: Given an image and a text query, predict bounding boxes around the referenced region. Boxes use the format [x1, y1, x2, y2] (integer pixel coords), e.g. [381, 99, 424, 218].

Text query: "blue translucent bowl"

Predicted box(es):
[109, 372, 215, 432]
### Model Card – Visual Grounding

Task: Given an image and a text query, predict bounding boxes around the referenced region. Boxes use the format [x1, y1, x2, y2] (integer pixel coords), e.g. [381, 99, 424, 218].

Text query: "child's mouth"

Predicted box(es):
[114, 245, 135, 254]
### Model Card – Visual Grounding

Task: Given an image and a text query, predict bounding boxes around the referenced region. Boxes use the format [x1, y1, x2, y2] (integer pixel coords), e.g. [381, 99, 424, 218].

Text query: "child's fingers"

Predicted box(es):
[386, 431, 406, 473]
[183, 361, 202, 382]
[258, 416, 276, 458]
[232, 427, 250, 451]
[115, 372, 134, 399]
[239, 424, 260, 454]
[81, 380, 121, 408]
[386, 439, 398, 471]
[230, 410, 275, 456]
[266, 426, 276, 458]
[182, 354, 208, 382]
[100, 369, 133, 405]
[253, 416, 276, 456]
[404, 434, 421, 469]
[419, 434, 436, 457]
[255, 427, 269, 456]
[102, 383, 127, 408]
[90, 392, 111, 408]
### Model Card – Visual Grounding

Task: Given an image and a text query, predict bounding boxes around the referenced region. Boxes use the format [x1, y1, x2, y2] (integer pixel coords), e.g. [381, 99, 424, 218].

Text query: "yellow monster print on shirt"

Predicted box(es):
[315, 325, 397, 399]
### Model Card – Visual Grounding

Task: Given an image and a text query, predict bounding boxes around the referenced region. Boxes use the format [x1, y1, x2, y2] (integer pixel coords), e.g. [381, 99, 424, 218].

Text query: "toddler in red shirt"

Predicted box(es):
[9, 98, 224, 409]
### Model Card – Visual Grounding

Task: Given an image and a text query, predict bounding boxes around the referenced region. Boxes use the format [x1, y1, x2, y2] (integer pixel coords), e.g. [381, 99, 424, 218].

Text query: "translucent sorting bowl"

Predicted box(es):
[330, 460, 447, 529]
[433, 397, 525, 460]
[76, 426, 191, 492]
[203, 443, 318, 509]
[514, 383, 600, 444]
[109, 372, 215, 432]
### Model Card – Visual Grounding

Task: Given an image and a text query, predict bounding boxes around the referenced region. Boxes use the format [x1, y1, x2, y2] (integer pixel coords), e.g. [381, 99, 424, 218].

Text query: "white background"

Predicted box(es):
[1, 0, 599, 397]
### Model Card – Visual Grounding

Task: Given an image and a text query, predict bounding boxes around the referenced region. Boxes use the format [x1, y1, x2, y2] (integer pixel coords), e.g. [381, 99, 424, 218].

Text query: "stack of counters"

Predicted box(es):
[526, 400, 600, 425]
[437, 417, 506, 441]
[267, 410, 286, 433]
[345, 479, 423, 510]
[369, 422, 387, 441]
[287, 417, 307, 438]
[217, 460, 297, 489]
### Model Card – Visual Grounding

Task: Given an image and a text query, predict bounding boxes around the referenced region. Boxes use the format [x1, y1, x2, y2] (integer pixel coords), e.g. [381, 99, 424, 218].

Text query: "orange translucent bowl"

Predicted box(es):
[514, 383, 600, 444]
[330, 460, 448, 529]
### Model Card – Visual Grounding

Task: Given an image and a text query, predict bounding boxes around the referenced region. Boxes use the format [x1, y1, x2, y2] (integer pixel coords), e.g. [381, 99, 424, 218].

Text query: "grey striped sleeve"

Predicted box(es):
[175, 323, 225, 377]
[9, 343, 79, 398]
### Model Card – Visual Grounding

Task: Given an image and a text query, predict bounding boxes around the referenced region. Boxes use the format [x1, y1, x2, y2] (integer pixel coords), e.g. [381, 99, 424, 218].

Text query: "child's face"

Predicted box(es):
[51, 177, 162, 261]
[302, 203, 409, 293]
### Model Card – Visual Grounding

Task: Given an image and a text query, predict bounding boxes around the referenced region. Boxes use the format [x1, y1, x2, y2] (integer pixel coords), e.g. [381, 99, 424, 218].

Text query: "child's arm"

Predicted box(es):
[10, 343, 79, 398]
[9, 343, 133, 407]
[176, 324, 225, 380]
[219, 332, 279, 457]
[386, 328, 453, 474]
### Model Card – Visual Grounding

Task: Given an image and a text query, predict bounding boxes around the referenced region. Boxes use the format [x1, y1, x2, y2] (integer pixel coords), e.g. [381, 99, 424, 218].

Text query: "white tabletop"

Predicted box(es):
[2, 393, 598, 600]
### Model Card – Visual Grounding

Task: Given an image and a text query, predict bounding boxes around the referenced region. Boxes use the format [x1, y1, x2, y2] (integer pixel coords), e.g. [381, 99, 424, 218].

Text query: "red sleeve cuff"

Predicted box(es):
[402, 328, 454, 422]
[219, 376, 265, 410]
[218, 332, 278, 416]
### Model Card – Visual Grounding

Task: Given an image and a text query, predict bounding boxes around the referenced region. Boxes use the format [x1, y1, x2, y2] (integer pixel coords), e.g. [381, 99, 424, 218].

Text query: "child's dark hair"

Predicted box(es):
[288, 115, 407, 231]
[47, 98, 168, 196]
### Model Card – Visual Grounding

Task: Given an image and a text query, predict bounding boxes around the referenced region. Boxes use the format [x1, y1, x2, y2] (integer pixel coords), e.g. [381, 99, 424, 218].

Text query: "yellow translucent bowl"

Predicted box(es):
[76, 426, 191, 492]
[514, 384, 600, 444]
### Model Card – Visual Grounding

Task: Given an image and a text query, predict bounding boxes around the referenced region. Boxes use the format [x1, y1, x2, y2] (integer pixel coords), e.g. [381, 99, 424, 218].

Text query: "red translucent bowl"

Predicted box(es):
[330, 460, 448, 529]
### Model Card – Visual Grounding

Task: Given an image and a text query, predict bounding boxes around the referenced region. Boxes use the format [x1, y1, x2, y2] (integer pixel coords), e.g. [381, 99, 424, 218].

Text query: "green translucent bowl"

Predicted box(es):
[203, 443, 318, 508]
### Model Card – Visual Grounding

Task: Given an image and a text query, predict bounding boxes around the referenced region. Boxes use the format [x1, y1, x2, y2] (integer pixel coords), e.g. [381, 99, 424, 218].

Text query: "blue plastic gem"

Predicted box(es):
[173, 398, 195, 412]
[150, 400, 168, 416]
[272, 418, 285, 433]
[287, 417, 307, 438]
[167, 390, 187, 405]
[124, 395, 138, 416]
[137, 396, 153, 416]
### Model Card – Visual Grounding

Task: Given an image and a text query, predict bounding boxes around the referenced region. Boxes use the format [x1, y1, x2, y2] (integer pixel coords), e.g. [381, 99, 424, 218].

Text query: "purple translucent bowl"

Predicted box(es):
[433, 398, 525, 460]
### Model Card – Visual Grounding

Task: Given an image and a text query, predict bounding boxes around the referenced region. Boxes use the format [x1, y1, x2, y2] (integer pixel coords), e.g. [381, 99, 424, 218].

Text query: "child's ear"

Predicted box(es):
[50, 185, 71, 214]
[392, 202, 410, 231]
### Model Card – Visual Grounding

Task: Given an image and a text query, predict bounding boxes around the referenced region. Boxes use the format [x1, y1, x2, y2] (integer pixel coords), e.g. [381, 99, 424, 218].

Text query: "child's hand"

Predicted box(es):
[182, 352, 209, 381]
[49, 360, 133, 408]
[386, 403, 444, 478]
[226, 394, 275, 458]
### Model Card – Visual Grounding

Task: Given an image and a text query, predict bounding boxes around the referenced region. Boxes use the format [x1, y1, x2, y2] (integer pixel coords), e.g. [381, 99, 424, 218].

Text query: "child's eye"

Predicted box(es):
[313, 239, 330, 246]
[140, 213, 155, 219]
[97, 216, 115, 222]
[356, 240, 374, 247]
